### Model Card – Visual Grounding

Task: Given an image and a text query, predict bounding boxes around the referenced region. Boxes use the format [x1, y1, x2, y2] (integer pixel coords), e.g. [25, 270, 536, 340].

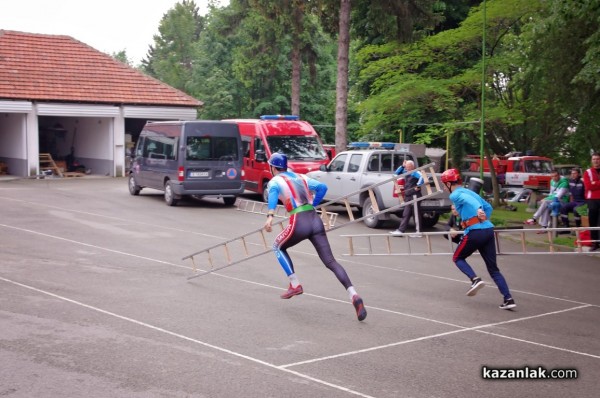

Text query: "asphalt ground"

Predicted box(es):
[1, 177, 599, 398]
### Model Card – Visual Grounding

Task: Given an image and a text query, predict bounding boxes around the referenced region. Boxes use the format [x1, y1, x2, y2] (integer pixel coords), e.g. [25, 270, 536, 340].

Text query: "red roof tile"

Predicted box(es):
[0, 30, 203, 107]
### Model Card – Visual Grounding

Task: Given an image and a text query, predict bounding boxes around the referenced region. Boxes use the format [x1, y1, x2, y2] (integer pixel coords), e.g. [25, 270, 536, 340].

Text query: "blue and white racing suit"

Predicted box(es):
[267, 171, 353, 289]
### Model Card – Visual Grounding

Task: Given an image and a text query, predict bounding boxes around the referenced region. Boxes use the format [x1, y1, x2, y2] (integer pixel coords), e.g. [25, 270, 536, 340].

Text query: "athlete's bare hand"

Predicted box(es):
[477, 208, 486, 221]
[264, 219, 272, 232]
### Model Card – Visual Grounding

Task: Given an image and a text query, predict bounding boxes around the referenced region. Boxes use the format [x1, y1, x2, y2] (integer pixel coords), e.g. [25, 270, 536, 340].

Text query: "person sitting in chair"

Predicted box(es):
[524, 170, 569, 233]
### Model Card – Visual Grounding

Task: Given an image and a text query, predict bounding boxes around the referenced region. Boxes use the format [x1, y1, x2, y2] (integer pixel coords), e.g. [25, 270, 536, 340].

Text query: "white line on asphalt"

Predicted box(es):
[1, 196, 595, 307]
[280, 304, 597, 368]
[0, 195, 226, 239]
[0, 276, 376, 398]
[338, 258, 596, 307]
[0, 223, 189, 269]
[3, 221, 599, 374]
[475, 329, 600, 360]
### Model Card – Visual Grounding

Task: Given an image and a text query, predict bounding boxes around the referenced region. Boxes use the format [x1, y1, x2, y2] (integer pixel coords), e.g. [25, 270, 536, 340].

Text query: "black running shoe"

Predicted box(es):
[499, 298, 516, 310]
[352, 295, 367, 321]
[466, 277, 485, 296]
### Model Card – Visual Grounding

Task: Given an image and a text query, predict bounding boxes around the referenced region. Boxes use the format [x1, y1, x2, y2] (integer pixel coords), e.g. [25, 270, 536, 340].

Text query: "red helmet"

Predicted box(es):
[441, 168, 462, 184]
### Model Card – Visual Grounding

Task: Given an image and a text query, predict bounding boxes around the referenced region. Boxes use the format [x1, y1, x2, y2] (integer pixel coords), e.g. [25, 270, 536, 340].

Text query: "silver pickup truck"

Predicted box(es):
[306, 143, 452, 228]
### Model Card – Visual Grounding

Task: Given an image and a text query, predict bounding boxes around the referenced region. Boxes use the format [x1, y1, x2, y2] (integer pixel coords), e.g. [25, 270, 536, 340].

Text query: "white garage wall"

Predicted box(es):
[75, 117, 113, 176]
[0, 113, 27, 175]
[0, 102, 198, 177]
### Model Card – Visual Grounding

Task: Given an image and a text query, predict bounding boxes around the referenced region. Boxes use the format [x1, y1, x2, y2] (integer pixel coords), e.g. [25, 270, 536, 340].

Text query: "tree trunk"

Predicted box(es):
[291, 42, 301, 116]
[334, 0, 351, 154]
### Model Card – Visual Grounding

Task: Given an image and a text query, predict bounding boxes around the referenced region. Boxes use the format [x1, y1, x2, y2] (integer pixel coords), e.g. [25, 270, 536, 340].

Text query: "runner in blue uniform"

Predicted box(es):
[441, 168, 516, 310]
[263, 153, 367, 321]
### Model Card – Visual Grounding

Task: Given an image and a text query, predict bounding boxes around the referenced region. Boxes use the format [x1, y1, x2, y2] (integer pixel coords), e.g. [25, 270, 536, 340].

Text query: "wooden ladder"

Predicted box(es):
[39, 153, 63, 177]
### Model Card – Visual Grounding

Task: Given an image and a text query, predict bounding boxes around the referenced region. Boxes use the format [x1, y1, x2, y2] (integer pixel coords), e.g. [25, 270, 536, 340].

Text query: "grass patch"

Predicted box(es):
[489, 202, 532, 227]
[441, 202, 533, 227]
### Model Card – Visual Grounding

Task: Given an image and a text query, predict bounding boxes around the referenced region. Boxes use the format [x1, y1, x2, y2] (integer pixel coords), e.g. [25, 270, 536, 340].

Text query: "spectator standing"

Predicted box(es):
[582, 152, 600, 251]
[559, 168, 585, 233]
[263, 153, 367, 321]
[441, 169, 516, 310]
[390, 160, 424, 236]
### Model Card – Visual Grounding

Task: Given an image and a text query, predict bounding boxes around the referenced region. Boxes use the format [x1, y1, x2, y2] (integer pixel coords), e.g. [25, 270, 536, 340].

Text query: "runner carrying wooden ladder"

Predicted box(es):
[182, 162, 446, 279]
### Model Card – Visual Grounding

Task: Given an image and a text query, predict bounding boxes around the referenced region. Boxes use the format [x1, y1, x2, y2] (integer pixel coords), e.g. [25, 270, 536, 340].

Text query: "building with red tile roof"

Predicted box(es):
[0, 30, 203, 177]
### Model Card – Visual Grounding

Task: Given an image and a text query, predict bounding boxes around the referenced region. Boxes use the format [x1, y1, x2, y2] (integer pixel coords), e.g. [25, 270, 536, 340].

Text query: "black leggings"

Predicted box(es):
[588, 199, 600, 244]
[273, 210, 353, 289]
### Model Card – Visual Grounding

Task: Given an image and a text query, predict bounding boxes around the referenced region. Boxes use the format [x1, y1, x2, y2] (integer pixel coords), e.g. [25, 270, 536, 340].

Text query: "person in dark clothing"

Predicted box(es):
[441, 168, 516, 310]
[444, 205, 463, 244]
[583, 152, 600, 251]
[390, 160, 424, 236]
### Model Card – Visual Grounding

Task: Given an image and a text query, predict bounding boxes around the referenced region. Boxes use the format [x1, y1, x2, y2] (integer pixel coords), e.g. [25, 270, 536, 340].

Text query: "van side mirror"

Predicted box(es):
[319, 164, 328, 172]
[255, 150, 267, 162]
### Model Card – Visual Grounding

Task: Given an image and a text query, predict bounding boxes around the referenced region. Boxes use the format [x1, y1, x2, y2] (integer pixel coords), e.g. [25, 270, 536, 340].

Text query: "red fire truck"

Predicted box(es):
[464, 153, 554, 190]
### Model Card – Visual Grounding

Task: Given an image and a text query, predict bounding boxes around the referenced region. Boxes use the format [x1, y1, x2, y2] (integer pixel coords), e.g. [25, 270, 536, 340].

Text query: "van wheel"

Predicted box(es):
[223, 196, 236, 206]
[128, 174, 141, 196]
[420, 212, 440, 228]
[362, 197, 383, 228]
[164, 181, 179, 206]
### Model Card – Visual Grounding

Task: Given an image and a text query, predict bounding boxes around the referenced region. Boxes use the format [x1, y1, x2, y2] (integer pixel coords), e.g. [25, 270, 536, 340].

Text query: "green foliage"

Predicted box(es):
[192, 0, 337, 123]
[518, 0, 600, 164]
[354, 0, 562, 159]
[575, 203, 588, 217]
[139, 0, 598, 165]
[142, 0, 204, 91]
[111, 50, 133, 67]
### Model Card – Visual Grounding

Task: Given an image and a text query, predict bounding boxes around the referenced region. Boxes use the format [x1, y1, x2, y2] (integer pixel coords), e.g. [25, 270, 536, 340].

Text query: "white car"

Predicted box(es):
[503, 187, 532, 203]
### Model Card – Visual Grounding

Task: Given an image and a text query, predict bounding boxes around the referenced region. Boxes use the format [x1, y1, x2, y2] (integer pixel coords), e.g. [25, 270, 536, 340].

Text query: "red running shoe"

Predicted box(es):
[352, 295, 367, 321]
[280, 284, 303, 299]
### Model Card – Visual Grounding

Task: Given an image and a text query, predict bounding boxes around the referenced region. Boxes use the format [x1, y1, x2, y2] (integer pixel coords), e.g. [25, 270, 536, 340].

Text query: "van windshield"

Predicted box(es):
[266, 136, 327, 160]
[186, 136, 239, 161]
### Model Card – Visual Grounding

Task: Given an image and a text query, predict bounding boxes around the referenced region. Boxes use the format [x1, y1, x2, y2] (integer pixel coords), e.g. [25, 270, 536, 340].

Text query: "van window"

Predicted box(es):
[241, 135, 251, 157]
[266, 136, 327, 160]
[143, 135, 177, 160]
[254, 137, 265, 154]
[135, 137, 145, 157]
[186, 136, 239, 161]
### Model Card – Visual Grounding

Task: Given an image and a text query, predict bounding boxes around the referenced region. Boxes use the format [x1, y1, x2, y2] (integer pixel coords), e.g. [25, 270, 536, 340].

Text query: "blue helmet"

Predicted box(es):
[268, 153, 287, 170]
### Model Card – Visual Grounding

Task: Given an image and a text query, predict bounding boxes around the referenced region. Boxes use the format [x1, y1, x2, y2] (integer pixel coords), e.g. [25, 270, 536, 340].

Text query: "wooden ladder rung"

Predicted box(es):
[39, 153, 63, 177]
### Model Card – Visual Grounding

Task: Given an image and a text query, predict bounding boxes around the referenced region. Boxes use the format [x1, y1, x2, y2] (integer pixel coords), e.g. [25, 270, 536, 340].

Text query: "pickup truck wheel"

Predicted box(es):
[362, 197, 383, 228]
[420, 211, 440, 228]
